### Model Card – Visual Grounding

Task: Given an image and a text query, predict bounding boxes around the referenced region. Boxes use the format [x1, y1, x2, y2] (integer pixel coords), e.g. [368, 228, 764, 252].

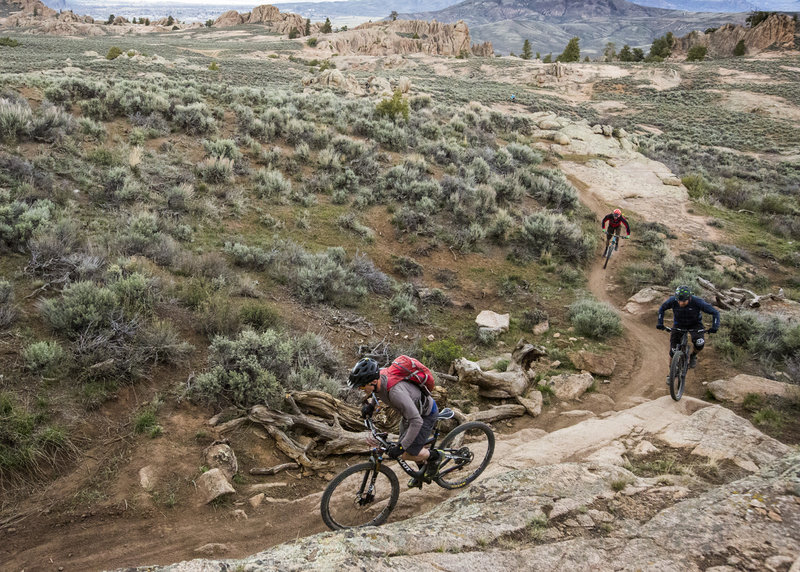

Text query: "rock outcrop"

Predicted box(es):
[314, 19, 492, 57]
[672, 13, 797, 58]
[213, 4, 312, 35]
[135, 398, 798, 571]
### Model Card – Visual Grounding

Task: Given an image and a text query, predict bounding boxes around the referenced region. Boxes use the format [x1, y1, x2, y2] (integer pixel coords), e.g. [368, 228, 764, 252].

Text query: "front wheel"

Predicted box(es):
[669, 351, 686, 401]
[320, 462, 399, 530]
[435, 421, 495, 490]
[603, 243, 613, 269]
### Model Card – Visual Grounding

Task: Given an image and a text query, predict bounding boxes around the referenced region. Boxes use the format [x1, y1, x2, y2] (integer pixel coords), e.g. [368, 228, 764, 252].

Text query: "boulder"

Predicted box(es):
[475, 310, 509, 332]
[568, 350, 616, 377]
[552, 132, 571, 146]
[139, 465, 158, 491]
[204, 442, 238, 480]
[511, 339, 547, 370]
[628, 287, 663, 304]
[707, 374, 799, 404]
[196, 468, 235, 505]
[543, 372, 595, 401]
[533, 320, 549, 335]
[516, 390, 543, 417]
[656, 405, 790, 472]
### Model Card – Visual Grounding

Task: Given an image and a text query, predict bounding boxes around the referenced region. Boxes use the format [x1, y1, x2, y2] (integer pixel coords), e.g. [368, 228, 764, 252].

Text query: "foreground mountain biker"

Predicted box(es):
[657, 285, 720, 372]
[601, 208, 631, 253]
[349, 358, 443, 488]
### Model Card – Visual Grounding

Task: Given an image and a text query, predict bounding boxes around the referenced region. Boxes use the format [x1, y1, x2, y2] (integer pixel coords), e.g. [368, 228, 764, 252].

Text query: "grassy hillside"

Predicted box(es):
[1, 24, 798, 504]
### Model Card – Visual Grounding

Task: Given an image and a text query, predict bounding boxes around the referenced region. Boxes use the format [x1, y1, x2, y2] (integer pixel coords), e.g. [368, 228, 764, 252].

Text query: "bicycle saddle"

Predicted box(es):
[437, 408, 455, 420]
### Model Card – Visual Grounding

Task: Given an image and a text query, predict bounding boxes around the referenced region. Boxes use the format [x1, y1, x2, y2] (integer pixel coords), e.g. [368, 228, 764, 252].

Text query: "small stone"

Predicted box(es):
[553, 332, 561, 338]
[427, 334, 435, 341]
[232, 509, 248, 520]
[766, 511, 782, 522]
[550, 360, 561, 368]
[248, 493, 265, 508]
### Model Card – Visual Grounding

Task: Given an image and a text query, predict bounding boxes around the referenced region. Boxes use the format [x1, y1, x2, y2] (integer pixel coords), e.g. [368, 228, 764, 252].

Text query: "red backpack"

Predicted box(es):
[384, 355, 435, 394]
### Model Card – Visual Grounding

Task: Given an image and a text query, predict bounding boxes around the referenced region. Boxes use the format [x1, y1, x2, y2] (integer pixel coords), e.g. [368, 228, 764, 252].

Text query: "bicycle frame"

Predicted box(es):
[361, 394, 460, 483]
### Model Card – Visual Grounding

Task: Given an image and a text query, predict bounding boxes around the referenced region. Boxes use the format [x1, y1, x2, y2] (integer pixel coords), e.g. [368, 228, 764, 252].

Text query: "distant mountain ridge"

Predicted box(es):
[631, 0, 800, 11]
[401, 0, 748, 55]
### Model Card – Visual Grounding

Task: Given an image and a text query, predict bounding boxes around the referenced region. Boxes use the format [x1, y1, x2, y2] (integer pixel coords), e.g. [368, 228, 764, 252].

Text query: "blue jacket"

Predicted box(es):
[658, 295, 720, 330]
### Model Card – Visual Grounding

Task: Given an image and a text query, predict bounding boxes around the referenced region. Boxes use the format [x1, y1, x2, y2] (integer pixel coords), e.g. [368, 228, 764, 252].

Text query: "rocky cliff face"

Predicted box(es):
[130, 397, 800, 571]
[315, 19, 492, 58]
[213, 4, 312, 35]
[672, 13, 797, 57]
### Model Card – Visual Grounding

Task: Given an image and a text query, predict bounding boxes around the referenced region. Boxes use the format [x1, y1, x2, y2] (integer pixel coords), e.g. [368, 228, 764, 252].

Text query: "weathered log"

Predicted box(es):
[288, 390, 363, 431]
[466, 404, 526, 423]
[452, 357, 529, 397]
[249, 462, 300, 476]
[248, 404, 372, 457]
[216, 417, 249, 434]
[264, 424, 331, 472]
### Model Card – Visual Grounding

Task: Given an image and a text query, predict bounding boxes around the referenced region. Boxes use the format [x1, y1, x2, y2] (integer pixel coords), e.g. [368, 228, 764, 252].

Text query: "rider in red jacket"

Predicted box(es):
[602, 209, 630, 252]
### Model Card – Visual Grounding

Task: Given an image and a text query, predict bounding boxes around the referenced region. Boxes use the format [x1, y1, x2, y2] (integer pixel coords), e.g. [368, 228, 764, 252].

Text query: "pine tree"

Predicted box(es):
[733, 39, 746, 56]
[632, 48, 645, 61]
[521, 39, 532, 60]
[686, 45, 707, 61]
[304, 18, 311, 36]
[321, 18, 332, 33]
[618, 45, 632, 62]
[557, 37, 580, 62]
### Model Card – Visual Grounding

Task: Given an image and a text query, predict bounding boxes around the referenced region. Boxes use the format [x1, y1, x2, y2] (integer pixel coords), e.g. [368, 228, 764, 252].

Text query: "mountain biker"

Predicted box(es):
[348, 357, 443, 488]
[657, 285, 720, 371]
[601, 209, 630, 253]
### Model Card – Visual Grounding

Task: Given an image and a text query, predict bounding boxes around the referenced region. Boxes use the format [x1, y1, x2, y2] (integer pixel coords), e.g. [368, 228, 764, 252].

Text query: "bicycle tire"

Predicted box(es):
[320, 462, 399, 530]
[668, 351, 685, 401]
[603, 243, 612, 269]
[435, 421, 495, 490]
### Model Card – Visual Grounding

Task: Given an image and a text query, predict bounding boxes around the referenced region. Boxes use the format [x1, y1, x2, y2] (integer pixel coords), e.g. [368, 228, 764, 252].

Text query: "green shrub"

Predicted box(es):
[392, 255, 423, 277]
[0, 279, 18, 329]
[686, 45, 707, 62]
[240, 304, 281, 331]
[306, 37, 318, 47]
[419, 338, 463, 370]
[254, 168, 291, 199]
[22, 340, 65, 376]
[189, 329, 340, 409]
[106, 46, 123, 60]
[0, 97, 33, 142]
[0, 37, 20, 47]
[197, 156, 234, 184]
[208, 61, 219, 71]
[0, 392, 72, 477]
[568, 298, 622, 339]
[519, 212, 593, 262]
[39, 281, 118, 337]
[389, 292, 418, 323]
[375, 90, 410, 123]
[0, 198, 56, 248]
[173, 103, 216, 135]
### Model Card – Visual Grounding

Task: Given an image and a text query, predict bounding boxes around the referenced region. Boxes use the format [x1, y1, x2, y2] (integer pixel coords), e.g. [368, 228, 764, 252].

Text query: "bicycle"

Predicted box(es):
[320, 398, 495, 530]
[663, 327, 704, 401]
[602, 233, 628, 269]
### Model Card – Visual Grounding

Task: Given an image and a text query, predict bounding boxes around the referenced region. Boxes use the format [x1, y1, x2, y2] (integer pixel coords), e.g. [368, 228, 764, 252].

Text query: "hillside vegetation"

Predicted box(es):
[0, 20, 799, 570]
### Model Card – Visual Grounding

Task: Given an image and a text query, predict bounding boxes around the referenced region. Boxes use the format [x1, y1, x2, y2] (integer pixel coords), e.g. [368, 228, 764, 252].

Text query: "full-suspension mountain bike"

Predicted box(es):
[602, 233, 628, 269]
[320, 398, 495, 530]
[663, 326, 704, 401]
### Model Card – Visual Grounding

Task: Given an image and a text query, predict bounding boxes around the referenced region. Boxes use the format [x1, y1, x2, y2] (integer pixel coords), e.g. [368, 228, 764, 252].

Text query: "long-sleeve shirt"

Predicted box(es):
[602, 213, 630, 234]
[658, 295, 720, 330]
[375, 372, 434, 450]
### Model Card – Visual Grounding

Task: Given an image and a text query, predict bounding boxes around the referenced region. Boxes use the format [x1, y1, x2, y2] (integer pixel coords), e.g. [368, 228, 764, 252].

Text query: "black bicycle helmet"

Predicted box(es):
[348, 358, 379, 388]
[675, 285, 692, 301]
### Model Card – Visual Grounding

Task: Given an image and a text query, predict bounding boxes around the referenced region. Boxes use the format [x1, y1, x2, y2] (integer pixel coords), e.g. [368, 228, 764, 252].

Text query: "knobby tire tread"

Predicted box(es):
[435, 421, 495, 490]
[669, 351, 685, 401]
[320, 462, 399, 530]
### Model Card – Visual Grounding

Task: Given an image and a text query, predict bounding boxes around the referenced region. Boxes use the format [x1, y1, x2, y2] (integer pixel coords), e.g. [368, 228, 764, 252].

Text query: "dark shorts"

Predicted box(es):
[404, 402, 438, 456]
[669, 328, 705, 355]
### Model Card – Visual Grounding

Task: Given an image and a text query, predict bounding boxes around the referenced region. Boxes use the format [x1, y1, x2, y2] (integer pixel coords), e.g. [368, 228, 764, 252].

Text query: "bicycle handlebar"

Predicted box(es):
[363, 393, 394, 451]
[664, 327, 705, 333]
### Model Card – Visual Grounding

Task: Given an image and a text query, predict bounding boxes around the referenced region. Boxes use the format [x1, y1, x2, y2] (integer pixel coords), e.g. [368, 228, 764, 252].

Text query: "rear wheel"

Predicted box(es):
[435, 422, 494, 490]
[669, 351, 686, 401]
[320, 462, 399, 530]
